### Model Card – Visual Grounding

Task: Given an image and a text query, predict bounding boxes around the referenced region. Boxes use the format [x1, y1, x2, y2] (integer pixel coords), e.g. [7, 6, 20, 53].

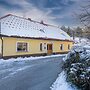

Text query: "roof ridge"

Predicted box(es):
[0, 14, 12, 20]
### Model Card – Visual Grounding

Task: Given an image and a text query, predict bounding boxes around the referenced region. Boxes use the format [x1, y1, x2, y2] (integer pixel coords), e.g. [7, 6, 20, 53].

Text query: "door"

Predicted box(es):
[47, 44, 53, 55]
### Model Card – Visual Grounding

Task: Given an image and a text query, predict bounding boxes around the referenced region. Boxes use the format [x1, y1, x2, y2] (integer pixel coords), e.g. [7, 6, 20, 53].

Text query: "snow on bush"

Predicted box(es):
[63, 45, 90, 90]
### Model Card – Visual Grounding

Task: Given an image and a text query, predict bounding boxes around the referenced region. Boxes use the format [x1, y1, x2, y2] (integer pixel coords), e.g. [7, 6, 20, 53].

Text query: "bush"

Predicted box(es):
[64, 46, 90, 90]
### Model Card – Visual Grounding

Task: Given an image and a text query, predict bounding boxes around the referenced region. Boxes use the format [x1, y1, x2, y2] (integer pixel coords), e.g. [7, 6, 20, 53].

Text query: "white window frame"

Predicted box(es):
[44, 43, 46, 50]
[60, 44, 64, 51]
[16, 41, 29, 52]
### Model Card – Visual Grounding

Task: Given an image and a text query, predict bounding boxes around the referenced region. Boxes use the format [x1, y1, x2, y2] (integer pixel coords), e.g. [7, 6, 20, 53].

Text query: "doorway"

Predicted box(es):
[47, 44, 53, 55]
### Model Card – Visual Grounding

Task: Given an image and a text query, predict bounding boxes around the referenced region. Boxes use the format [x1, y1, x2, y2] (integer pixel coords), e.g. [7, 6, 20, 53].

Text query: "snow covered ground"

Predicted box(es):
[50, 71, 78, 90]
[51, 37, 90, 90]
[0, 54, 65, 90]
[0, 54, 66, 80]
[0, 54, 66, 64]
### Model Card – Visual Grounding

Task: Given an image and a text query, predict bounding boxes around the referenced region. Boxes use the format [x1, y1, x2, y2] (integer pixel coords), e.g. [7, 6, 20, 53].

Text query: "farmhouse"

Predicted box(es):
[0, 14, 73, 58]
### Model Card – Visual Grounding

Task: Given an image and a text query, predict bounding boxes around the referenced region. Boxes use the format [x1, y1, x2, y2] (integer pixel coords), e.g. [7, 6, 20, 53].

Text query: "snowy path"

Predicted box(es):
[0, 56, 64, 90]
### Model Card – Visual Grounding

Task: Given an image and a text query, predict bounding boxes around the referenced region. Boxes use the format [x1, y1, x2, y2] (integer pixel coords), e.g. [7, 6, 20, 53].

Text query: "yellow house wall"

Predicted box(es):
[53, 41, 73, 53]
[3, 37, 73, 56]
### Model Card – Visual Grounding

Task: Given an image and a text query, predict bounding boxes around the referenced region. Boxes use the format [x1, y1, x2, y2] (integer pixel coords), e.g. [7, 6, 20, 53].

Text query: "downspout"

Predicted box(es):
[1, 37, 3, 58]
[0, 21, 3, 58]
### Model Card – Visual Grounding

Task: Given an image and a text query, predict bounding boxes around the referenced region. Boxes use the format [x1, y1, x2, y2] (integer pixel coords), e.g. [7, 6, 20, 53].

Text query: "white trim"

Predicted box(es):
[43, 43, 46, 50]
[60, 44, 64, 51]
[62, 44, 64, 51]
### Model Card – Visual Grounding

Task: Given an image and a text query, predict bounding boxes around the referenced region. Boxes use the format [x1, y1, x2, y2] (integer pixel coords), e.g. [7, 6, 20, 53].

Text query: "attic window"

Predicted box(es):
[39, 29, 45, 33]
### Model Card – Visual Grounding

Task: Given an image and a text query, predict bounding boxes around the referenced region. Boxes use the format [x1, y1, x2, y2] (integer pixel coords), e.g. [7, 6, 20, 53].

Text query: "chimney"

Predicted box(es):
[40, 20, 44, 24]
[28, 18, 32, 21]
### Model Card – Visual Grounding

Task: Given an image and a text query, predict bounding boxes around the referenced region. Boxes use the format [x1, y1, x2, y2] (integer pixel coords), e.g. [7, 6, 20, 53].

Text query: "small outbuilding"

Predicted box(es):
[0, 14, 73, 58]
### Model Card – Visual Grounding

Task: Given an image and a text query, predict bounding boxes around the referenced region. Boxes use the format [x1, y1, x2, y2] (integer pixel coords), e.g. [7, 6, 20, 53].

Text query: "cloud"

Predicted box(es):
[0, 0, 89, 27]
[0, 0, 59, 25]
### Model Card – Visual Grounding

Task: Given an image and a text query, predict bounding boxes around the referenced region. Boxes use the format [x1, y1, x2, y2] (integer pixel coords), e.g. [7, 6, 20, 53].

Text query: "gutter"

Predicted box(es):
[0, 21, 3, 58]
[0, 34, 74, 42]
[1, 37, 3, 58]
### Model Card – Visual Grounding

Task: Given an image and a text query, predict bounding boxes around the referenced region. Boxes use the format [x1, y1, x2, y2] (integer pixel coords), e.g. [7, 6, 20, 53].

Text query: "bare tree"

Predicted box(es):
[76, 1, 90, 39]
[76, 0, 90, 27]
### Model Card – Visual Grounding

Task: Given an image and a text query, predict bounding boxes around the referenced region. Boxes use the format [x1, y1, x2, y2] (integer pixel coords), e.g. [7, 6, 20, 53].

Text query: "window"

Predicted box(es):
[40, 43, 42, 51]
[44, 46, 46, 49]
[68, 44, 70, 50]
[60, 44, 63, 50]
[17, 42, 28, 52]
[44, 43, 46, 49]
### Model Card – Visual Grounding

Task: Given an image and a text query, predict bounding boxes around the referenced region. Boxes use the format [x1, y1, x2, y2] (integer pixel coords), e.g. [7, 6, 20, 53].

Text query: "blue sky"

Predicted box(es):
[0, 0, 89, 27]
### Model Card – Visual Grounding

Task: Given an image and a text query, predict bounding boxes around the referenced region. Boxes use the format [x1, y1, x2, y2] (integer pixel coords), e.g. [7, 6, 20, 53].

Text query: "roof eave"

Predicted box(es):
[0, 34, 74, 42]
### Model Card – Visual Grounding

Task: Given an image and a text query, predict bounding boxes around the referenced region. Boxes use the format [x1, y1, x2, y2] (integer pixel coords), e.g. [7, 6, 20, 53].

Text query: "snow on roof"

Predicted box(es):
[0, 14, 71, 40]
